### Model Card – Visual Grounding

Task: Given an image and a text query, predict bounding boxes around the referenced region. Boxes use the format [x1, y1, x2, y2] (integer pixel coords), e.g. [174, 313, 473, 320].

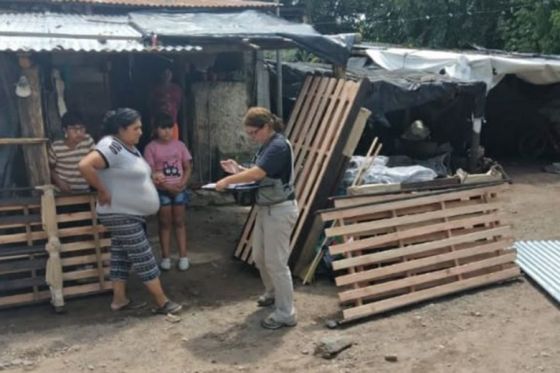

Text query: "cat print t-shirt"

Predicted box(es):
[144, 139, 192, 188]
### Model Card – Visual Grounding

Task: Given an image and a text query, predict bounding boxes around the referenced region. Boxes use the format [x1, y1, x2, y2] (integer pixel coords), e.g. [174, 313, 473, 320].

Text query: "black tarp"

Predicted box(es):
[129, 10, 353, 66]
[273, 59, 487, 157]
[276, 58, 487, 126]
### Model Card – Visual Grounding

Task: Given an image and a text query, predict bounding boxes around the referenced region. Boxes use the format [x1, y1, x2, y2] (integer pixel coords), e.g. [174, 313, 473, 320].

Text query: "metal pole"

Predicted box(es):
[275, 0, 283, 118]
[469, 115, 483, 172]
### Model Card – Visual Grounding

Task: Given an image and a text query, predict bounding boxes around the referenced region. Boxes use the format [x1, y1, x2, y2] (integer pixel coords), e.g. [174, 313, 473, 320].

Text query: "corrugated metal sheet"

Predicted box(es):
[0, 36, 202, 52]
[515, 240, 560, 303]
[0, 12, 202, 52]
[29, 0, 275, 8]
[0, 12, 140, 38]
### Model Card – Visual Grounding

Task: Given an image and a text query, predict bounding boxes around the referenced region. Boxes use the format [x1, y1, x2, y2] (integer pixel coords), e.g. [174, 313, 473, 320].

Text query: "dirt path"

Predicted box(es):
[1, 165, 559, 373]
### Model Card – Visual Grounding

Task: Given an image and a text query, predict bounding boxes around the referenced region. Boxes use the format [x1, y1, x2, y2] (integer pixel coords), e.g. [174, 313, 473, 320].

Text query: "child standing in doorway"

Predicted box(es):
[144, 112, 193, 271]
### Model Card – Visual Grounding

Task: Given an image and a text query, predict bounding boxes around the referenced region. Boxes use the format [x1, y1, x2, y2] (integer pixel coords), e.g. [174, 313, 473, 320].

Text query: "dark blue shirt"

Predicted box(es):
[255, 133, 292, 185]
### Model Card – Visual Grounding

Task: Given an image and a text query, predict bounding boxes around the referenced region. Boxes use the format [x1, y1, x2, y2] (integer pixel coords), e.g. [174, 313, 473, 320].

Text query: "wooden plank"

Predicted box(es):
[0, 214, 41, 227]
[0, 225, 106, 245]
[63, 267, 110, 281]
[292, 78, 333, 169]
[55, 194, 94, 206]
[0, 257, 47, 273]
[57, 211, 94, 223]
[326, 202, 502, 237]
[58, 225, 107, 238]
[89, 196, 106, 287]
[62, 281, 113, 296]
[332, 192, 431, 208]
[0, 197, 40, 208]
[61, 253, 110, 267]
[293, 214, 324, 279]
[338, 250, 516, 302]
[341, 266, 520, 322]
[335, 238, 512, 287]
[290, 77, 324, 155]
[0, 244, 44, 257]
[0, 290, 51, 307]
[343, 108, 371, 157]
[321, 184, 508, 222]
[332, 225, 511, 270]
[329, 213, 506, 256]
[60, 239, 111, 253]
[284, 75, 314, 136]
[0, 276, 46, 291]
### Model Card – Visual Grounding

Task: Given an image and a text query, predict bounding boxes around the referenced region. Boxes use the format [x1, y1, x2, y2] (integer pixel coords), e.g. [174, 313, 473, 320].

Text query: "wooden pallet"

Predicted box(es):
[319, 183, 519, 323]
[234, 75, 370, 264]
[0, 194, 111, 308]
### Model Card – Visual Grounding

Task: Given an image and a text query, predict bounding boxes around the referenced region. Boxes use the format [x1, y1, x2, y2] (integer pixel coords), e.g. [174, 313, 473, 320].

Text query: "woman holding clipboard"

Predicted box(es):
[216, 107, 298, 330]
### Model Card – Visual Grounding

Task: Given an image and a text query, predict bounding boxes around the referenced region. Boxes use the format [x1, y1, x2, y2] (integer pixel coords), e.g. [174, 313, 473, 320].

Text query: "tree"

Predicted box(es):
[500, 0, 560, 54]
[284, 0, 560, 54]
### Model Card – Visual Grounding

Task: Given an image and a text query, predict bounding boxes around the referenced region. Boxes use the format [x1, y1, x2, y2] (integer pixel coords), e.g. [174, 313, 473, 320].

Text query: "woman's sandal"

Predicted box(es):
[152, 300, 183, 315]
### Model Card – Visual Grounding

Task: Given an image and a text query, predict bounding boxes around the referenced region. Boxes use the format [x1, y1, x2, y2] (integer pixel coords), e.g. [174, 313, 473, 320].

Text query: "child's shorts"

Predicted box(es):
[158, 189, 190, 206]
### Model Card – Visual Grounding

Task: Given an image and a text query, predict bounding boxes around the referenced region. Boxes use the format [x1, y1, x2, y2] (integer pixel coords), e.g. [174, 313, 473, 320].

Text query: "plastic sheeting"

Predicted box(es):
[129, 10, 353, 65]
[367, 47, 560, 92]
[342, 155, 437, 188]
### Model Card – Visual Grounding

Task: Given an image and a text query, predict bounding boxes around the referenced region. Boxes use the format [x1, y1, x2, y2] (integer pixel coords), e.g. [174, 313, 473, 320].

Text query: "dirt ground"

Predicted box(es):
[1, 163, 560, 373]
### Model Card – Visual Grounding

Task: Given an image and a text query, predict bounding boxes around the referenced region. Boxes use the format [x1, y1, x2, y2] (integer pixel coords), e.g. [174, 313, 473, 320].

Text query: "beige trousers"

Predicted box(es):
[252, 200, 298, 322]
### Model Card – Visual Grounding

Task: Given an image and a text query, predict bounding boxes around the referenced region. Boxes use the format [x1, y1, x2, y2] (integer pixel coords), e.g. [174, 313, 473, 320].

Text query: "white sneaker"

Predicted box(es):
[178, 257, 190, 271]
[160, 258, 171, 271]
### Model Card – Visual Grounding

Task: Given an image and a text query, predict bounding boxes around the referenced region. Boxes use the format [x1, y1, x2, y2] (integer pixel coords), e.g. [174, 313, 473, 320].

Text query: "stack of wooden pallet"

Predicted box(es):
[319, 183, 519, 323]
[0, 193, 111, 308]
[234, 74, 370, 265]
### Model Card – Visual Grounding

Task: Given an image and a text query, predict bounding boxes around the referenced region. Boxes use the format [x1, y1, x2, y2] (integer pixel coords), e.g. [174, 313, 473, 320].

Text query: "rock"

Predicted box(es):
[540, 352, 551, 358]
[385, 354, 398, 362]
[301, 349, 310, 355]
[470, 311, 482, 317]
[165, 314, 182, 324]
[211, 359, 217, 364]
[22, 360, 33, 367]
[314, 337, 353, 359]
[87, 364, 95, 370]
[438, 344, 445, 350]
[325, 320, 339, 329]
[11, 359, 22, 366]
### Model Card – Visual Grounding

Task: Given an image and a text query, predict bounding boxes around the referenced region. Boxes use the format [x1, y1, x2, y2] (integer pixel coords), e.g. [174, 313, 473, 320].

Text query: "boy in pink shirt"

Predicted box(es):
[144, 112, 193, 271]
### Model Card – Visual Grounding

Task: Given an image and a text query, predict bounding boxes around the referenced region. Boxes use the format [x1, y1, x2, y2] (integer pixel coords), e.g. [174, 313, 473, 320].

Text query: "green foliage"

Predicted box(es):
[283, 0, 560, 54]
[500, 0, 560, 54]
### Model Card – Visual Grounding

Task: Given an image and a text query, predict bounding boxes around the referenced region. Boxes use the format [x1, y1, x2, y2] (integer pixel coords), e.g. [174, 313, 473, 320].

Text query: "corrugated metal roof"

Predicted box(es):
[515, 240, 560, 303]
[0, 12, 140, 39]
[0, 12, 202, 52]
[25, 0, 275, 8]
[0, 36, 202, 52]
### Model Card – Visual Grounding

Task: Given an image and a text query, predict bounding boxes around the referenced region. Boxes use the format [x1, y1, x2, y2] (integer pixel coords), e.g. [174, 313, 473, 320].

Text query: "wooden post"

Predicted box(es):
[37, 184, 65, 311]
[17, 55, 50, 187]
